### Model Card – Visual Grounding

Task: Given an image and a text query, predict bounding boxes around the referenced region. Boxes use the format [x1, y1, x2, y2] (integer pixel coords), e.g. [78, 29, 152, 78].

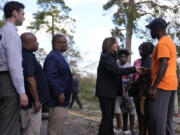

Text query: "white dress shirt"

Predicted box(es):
[0, 22, 25, 94]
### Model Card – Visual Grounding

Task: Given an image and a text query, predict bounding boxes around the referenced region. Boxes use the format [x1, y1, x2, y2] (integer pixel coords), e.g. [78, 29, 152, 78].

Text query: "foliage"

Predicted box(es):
[0, 0, 7, 27]
[176, 46, 180, 102]
[103, 0, 180, 60]
[28, 0, 73, 37]
[0, 20, 3, 27]
[28, 0, 81, 72]
[34, 47, 47, 65]
[78, 75, 98, 103]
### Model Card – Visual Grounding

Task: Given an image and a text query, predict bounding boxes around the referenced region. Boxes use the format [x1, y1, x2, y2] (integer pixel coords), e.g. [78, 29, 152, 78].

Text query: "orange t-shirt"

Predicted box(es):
[151, 36, 178, 91]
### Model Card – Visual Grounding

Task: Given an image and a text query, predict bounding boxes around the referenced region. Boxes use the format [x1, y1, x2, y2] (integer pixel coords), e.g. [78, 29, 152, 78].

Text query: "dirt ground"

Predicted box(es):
[65, 102, 180, 135]
[65, 102, 100, 135]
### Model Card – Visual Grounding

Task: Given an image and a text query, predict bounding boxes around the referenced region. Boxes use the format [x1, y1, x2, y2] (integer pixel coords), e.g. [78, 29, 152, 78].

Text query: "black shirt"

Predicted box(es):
[96, 52, 136, 99]
[22, 47, 50, 108]
[140, 57, 152, 97]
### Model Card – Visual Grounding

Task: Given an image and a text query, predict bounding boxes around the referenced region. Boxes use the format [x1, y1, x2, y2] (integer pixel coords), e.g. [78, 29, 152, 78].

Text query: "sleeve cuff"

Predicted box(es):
[17, 87, 26, 95]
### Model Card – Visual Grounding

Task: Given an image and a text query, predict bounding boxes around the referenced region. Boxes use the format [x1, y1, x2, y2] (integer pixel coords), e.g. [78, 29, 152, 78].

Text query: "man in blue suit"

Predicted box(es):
[44, 34, 72, 135]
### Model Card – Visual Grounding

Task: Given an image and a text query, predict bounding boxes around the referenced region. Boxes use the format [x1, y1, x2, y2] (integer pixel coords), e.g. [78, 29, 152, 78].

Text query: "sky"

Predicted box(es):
[1, 0, 143, 75]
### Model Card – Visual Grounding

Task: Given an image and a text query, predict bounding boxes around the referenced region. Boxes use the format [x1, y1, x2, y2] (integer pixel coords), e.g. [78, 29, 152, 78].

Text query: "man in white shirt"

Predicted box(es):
[0, 1, 28, 135]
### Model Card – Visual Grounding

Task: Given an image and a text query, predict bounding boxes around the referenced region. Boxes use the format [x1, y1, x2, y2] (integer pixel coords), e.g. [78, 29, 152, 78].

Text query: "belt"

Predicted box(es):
[0, 71, 9, 74]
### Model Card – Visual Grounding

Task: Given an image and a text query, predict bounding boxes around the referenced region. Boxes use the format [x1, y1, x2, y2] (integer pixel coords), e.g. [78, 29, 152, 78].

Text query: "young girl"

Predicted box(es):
[133, 42, 154, 135]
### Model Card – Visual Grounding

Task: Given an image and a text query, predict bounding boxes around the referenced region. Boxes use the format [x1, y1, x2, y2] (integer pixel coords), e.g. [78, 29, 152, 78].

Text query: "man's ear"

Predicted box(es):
[12, 10, 18, 17]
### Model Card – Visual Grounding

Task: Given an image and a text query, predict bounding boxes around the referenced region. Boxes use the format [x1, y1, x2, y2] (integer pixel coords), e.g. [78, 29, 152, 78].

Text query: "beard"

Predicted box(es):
[151, 32, 157, 39]
[151, 34, 156, 39]
[16, 19, 23, 26]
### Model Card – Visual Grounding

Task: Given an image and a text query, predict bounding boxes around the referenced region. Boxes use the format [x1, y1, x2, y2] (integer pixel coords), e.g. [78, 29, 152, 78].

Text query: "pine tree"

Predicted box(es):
[28, 0, 81, 72]
[103, 0, 180, 62]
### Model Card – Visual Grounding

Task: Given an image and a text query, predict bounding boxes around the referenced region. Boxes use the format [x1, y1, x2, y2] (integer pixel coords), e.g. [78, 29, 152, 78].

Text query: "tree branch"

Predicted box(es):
[137, 9, 155, 17]
[135, 0, 172, 10]
[116, 28, 126, 32]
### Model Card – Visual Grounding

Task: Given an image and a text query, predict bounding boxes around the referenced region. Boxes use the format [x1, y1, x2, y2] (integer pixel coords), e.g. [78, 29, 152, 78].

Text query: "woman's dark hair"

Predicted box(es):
[4, 1, 25, 19]
[102, 37, 116, 53]
[118, 49, 130, 58]
[140, 42, 154, 58]
[139, 42, 154, 63]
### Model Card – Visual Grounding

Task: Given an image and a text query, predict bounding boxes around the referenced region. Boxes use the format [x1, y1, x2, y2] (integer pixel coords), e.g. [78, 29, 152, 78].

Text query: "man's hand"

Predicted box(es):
[20, 94, 28, 107]
[58, 93, 65, 104]
[34, 101, 41, 113]
[149, 87, 157, 100]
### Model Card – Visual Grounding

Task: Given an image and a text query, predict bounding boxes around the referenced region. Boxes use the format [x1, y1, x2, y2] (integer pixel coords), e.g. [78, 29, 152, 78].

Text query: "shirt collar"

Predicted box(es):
[22, 47, 34, 54]
[53, 48, 68, 60]
[5, 21, 18, 31]
[53, 48, 62, 54]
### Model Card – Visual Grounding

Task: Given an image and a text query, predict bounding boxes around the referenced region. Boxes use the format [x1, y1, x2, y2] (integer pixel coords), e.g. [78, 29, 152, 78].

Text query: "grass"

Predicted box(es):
[69, 86, 101, 118]
[79, 87, 98, 103]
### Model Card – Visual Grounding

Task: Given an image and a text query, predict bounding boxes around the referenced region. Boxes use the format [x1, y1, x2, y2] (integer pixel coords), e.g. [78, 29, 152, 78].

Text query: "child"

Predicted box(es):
[133, 42, 154, 135]
[118, 49, 136, 135]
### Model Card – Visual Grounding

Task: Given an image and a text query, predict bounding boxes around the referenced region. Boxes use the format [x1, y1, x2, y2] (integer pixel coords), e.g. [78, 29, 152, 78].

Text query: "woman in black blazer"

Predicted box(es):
[96, 37, 138, 135]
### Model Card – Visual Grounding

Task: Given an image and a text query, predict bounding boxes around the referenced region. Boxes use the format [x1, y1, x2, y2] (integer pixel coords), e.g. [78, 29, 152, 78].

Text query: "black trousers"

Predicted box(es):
[69, 92, 82, 108]
[135, 97, 151, 135]
[98, 97, 115, 135]
[144, 98, 151, 135]
[135, 98, 144, 135]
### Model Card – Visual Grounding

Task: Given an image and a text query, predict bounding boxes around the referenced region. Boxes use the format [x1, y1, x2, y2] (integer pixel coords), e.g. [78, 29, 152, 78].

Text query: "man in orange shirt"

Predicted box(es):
[146, 18, 178, 135]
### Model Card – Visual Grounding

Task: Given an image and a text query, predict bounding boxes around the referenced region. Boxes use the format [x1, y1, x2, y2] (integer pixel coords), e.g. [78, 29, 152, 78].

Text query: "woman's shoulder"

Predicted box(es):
[101, 53, 112, 60]
[101, 53, 117, 63]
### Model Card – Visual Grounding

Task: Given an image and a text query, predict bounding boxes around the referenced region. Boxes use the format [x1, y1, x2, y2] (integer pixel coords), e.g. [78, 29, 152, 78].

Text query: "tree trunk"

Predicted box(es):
[126, 0, 134, 63]
[51, 14, 54, 39]
[126, 25, 133, 63]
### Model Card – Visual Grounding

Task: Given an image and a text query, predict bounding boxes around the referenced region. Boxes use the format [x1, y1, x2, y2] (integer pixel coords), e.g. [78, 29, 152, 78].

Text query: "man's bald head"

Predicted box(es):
[21, 32, 39, 52]
[21, 32, 35, 45]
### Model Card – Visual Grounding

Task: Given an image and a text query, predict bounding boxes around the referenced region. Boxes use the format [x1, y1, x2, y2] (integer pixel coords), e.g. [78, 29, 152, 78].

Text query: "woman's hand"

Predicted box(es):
[136, 67, 144, 74]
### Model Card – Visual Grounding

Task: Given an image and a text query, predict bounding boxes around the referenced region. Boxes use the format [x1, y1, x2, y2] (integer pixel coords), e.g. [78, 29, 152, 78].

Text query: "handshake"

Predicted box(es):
[136, 67, 151, 75]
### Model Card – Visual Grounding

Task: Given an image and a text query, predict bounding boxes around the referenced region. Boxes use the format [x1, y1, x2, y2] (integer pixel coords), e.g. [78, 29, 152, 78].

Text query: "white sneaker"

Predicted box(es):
[117, 129, 123, 134]
[114, 128, 123, 135]
[123, 130, 131, 135]
[114, 128, 118, 134]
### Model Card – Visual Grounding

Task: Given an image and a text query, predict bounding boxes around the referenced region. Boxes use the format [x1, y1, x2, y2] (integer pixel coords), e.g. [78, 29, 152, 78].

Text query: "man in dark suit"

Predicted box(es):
[44, 34, 72, 135]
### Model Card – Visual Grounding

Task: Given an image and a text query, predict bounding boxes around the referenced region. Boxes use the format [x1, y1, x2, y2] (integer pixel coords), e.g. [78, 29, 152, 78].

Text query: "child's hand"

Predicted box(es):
[122, 87, 126, 94]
